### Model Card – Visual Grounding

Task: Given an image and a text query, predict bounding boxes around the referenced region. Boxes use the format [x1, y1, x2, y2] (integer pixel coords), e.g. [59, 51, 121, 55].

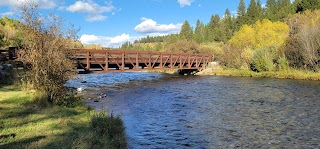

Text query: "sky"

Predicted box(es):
[0, 0, 267, 48]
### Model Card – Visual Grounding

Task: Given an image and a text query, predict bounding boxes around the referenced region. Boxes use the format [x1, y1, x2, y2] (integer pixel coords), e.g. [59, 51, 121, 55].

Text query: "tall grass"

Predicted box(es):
[207, 66, 320, 81]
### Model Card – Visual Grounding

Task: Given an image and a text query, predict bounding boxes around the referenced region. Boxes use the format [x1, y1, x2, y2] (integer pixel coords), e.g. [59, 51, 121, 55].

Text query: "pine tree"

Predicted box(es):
[180, 20, 193, 40]
[247, 0, 259, 24]
[265, 0, 279, 21]
[257, 0, 263, 20]
[237, 0, 246, 17]
[295, 0, 320, 13]
[278, 0, 293, 21]
[235, 0, 247, 31]
[222, 8, 233, 42]
[194, 19, 205, 43]
[206, 15, 220, 42]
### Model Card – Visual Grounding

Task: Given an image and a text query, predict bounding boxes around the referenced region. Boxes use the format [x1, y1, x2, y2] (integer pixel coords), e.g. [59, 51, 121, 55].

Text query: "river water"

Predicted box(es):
[67, 73, 320, 148]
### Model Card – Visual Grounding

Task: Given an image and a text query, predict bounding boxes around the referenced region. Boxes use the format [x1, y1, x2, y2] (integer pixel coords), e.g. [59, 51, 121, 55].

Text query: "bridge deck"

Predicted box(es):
[76, 49, 212, 72]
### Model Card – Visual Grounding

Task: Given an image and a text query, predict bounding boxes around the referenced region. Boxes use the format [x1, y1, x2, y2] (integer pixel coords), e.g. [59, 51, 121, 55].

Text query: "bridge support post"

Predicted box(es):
[170, 54, 173, 69]
[86, 51, 90, 71]
[179, 54, 182, 69]
[188, 54, 191, 69]
[121, 52, 125, 70]
[135, 52, 139, 70]
[105, 51, 109, 72]
[160, 53, 163, 69]
[195, 55, 198, 69]
[148, 53, 151, 70]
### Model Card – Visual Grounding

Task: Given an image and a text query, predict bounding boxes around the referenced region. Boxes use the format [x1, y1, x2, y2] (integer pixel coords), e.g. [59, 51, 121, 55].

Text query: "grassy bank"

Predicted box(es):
[204, 67, 320, 81]
[0, 85, 126, 149]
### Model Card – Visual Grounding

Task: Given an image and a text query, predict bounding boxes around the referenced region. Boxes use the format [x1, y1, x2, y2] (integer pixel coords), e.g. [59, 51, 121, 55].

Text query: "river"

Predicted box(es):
[67, 72, 320, 148]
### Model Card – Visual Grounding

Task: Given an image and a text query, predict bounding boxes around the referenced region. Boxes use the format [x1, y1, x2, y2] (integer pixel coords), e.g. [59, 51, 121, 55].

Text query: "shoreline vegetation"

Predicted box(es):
[198, 66, 320, 81]
[0, 85, 127, 149]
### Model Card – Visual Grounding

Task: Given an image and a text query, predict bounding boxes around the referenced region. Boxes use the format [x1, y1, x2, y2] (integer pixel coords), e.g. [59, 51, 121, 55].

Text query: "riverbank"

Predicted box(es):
[0, 85, 126, 148]
[198, 66, 320, 81]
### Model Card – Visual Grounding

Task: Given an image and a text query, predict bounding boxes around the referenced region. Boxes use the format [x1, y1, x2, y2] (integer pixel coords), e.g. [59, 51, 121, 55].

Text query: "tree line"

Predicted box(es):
[130, 0, 319, 46]
[121, 0, 320, 71]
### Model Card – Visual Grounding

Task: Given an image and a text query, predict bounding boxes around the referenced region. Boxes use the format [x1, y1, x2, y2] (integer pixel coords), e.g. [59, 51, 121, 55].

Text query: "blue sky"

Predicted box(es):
[0, 0, 267, 47]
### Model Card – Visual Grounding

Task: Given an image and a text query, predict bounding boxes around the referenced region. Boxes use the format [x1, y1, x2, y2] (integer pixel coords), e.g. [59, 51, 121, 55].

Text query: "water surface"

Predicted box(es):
[70, 73, 320, 148]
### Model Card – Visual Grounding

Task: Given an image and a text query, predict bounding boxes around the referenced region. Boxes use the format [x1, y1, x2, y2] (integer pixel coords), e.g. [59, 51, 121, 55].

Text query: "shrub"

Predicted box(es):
[165, 39, 200, 53]
[200, 42, 225, 61]
[54, 92, 83, 108]
[277, 55, 289, 71]
[220, 45, 244, 69]
[17, 3, 77, 103]
[285, 10, 320, 70]
[0, 64, 15, 85]
[91, 111, 127, 149]
[252, 47, 275, 72]
[241, 48, 255, 68]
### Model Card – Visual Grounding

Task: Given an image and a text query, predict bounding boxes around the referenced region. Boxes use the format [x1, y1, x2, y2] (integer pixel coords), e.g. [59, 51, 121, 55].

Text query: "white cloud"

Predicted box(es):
[79, 34, 141, 48]
[0, 0, 57, 9]
[0, 11, 14, 17]
[178, 0, 194, 7]
[86, 14, 107, 22]
[134, 18, 182, 34]
[66, 0, 115, 22]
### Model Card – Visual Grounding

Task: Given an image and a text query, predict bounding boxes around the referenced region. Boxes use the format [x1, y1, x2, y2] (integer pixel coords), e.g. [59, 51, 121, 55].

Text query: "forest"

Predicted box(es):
[120, 0, 320, 72]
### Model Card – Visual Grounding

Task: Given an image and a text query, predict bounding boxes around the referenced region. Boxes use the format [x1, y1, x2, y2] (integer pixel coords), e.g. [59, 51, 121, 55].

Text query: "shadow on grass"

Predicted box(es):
[0, 136, 46, 149]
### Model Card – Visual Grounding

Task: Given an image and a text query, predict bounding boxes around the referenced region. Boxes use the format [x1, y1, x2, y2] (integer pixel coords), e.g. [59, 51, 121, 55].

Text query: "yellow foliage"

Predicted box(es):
[241, 48, 255, 65]
[229, 19, 289, 49]
[229, 24, 256, 49]
[84, 44, 104, 49]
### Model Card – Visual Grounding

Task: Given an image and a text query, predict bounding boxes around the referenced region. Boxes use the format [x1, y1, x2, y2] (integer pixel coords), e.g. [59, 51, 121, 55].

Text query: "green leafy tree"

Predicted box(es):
[0, 16, 22, 48]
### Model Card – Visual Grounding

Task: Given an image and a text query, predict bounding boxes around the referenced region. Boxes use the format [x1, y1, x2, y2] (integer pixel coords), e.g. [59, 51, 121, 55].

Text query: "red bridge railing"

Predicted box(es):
[76, 49, 212, 72]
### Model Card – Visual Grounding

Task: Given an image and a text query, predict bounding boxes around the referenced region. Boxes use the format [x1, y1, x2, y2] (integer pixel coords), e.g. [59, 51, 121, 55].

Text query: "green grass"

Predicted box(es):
[0, 85, 126, 149]
[205, 67, 320, 81]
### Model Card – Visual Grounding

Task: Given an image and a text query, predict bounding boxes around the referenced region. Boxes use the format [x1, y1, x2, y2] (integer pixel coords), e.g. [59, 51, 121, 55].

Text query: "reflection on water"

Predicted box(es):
[70, 73, 320, 148]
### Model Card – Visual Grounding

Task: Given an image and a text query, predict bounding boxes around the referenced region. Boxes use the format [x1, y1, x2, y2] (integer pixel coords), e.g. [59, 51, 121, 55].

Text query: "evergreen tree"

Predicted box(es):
[206, 15, 220, 42]
[257, 0, 263, 20]
[180, 20, 193, 40]
[295, 0, 320, 13]
[247, 0, 259, 24]
[221, 8, 233, 42]
[237, 0, 246, 17]
[278, 0, 293, 21]
[265, 0, 279, 21]
[208, 14, 220, 29]
[235, 0, 247, 31]
[194, 19, 205, 43]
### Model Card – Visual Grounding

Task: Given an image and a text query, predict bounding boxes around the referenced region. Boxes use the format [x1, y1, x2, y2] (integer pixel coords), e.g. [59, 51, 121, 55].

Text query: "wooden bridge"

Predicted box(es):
[76, 49, 212, 73]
